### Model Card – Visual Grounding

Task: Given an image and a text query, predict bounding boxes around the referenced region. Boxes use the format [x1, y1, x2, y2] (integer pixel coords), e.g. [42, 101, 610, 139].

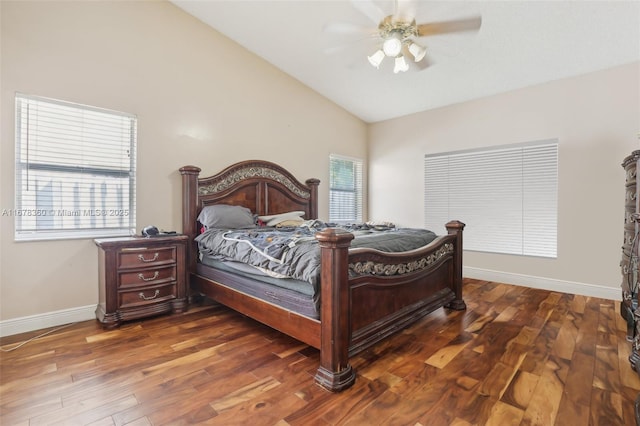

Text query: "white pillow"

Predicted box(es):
[258, 211, 305, 226]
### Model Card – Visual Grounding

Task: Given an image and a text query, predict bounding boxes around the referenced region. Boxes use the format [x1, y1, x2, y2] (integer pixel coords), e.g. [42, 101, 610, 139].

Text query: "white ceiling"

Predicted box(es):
[170, 0, 640, 123]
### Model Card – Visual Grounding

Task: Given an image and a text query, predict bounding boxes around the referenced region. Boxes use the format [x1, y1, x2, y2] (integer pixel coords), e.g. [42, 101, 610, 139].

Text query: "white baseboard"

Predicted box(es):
[0, 305, 96, 338]
[464, 266, 621, 301]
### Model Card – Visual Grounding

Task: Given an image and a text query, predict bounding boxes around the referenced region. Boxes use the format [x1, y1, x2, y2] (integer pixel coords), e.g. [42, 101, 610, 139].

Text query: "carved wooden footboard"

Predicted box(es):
[180, 160, 465, 392]
[314, 222, 465, 391]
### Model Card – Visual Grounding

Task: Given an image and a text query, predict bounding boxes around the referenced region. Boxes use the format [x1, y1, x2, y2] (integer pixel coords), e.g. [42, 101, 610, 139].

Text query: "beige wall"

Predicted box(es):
[0, 1, 367, 321]
[369, 62, 640, 294]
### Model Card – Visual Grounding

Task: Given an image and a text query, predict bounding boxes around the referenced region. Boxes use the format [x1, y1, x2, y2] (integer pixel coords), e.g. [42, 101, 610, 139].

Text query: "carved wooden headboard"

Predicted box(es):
[179, 160, 320, 270]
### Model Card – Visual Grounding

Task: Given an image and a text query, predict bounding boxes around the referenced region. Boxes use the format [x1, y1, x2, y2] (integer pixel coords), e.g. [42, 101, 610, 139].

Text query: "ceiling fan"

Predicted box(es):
[324, 0, 482, 73]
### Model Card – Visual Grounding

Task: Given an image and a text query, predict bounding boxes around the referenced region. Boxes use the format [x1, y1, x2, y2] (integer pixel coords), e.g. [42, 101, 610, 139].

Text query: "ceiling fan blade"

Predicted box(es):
[323, 21, 374, 36]
[324, 34, 379, 56]
[350, 0, 386, 25]
[393, 0, 417, 22]
[417, 16, 482, 37]
[323, 44, 352, 56]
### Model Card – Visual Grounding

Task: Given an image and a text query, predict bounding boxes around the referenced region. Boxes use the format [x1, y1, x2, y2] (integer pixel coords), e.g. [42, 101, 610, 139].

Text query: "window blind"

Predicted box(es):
[329, 154, 363, 223]
[424, 140, 558, 258]
[14, 94, 137, 240]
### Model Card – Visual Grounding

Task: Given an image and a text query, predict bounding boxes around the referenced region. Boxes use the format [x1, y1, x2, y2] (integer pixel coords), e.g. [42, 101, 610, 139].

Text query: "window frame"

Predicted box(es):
[329, 154, 364, 224]
[13, 93, 137, 241]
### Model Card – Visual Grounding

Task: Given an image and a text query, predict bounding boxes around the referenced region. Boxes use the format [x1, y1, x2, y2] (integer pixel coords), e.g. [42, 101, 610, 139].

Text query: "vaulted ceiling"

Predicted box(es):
[170, 1, 640, 123]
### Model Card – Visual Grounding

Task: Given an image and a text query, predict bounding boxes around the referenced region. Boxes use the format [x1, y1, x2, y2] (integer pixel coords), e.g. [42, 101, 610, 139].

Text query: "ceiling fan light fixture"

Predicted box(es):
[408, 42, 426, 62]
[367, 49, 385, 68]
[394, 55, 409, 73]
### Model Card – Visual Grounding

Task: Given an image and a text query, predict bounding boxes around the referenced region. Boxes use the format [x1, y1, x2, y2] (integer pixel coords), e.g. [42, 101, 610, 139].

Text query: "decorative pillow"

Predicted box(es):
[197, 204, 256, 229]
[275, 219, 305, 228]
[258, 211, 305, 227]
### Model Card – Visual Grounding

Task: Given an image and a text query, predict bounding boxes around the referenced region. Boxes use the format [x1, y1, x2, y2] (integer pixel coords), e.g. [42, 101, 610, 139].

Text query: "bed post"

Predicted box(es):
[445, 220, 466, 310]
[305, 178, 320, 220]
[314, 228, 356, 392]
[179, 166, 201, 272]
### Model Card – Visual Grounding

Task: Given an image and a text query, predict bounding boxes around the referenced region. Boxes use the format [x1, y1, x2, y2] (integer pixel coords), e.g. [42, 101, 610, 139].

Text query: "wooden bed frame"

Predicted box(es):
[180, 160, 465, 392]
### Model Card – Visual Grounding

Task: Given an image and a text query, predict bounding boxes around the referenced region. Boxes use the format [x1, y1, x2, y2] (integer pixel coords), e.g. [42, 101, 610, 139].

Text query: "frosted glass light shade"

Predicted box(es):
[394, 55, 409, 73]
[382, 37, 402, 57]
[367, 50, 385, 68]
[408, 42, 427, 62]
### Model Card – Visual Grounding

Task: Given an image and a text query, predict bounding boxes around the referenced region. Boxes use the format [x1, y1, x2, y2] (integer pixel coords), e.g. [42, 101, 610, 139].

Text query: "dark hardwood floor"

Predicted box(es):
[1, 278, 639, 425]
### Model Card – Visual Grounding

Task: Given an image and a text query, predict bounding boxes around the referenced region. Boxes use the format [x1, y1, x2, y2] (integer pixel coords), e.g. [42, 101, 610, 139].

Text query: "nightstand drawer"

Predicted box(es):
[119, 265, 176, 288]
[119, 283, 177, 309]
[118, 246, 177, 269]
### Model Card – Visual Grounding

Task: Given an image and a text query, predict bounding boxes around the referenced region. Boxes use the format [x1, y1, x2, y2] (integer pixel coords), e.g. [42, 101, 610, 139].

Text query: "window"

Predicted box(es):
[329, 154, 363, 223]
[14, 94, 137, 241]
[424, 140, 558, 258]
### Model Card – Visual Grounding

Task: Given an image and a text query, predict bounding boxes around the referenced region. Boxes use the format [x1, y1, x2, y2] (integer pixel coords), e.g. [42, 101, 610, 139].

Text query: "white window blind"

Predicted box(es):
[329, 154, 363, 223]
[424, 140, 558, 258]
[14, 94, 137, 240]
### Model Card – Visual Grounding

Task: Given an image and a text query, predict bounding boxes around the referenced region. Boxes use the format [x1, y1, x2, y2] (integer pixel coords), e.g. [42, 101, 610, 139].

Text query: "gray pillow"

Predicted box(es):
[197, 204, 256, 229]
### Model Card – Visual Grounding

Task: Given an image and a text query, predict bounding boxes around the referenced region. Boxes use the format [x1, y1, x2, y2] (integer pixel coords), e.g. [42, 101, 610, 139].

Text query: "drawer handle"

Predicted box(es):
[138, 253, 159, 263]
[139, 289, 160, 300]
[138, 271, 159, 282]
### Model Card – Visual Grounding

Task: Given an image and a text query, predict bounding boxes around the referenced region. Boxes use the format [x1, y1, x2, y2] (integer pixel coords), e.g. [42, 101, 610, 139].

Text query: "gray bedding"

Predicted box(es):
[195, 222, 438, 296]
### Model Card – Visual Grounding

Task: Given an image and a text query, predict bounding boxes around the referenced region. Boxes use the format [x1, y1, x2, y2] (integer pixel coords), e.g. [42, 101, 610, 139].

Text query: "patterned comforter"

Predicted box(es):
[195, 221, 438, 292]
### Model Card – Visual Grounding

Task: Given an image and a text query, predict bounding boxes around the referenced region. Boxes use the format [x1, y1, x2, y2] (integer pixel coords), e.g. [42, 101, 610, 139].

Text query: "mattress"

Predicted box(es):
[197, 257, 320, 319]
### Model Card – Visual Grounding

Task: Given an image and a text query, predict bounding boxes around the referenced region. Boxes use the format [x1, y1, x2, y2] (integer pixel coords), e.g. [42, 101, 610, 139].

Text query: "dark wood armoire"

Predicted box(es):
[622, 150, 640, 371]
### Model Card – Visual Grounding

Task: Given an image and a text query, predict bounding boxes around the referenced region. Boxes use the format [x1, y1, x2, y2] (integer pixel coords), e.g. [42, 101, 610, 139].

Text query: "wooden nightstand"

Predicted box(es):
[94, 234, 189, 328]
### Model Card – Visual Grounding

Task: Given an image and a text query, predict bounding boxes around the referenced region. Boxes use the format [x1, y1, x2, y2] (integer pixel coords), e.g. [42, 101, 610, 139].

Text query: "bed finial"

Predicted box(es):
[179, 165, 201, 175]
